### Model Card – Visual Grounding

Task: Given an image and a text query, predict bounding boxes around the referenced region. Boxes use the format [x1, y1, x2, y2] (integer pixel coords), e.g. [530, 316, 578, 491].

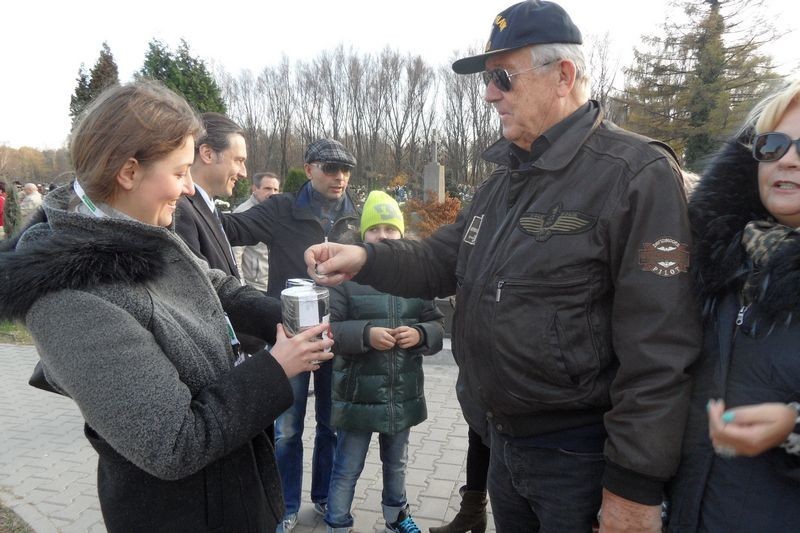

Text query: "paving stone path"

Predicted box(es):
[0, 343, 494, 532]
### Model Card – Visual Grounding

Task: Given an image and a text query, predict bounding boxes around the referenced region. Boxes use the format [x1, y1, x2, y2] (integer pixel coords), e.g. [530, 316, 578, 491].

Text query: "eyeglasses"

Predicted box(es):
[312, 162, 353, 176]
[481, 60, 558, 92]
[752, 132, 800, 162]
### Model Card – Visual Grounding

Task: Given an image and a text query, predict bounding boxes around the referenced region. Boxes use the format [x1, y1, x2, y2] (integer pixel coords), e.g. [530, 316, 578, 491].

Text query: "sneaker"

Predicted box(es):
[314, 501, 328, 516]
[385, 507, 421, 533]
[276, 513, 297, 533]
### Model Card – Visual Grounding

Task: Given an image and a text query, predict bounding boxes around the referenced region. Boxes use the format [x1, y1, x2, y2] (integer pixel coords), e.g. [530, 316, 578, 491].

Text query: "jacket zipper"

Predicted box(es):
[388, 294, 396, 433]
[735, 304, 750, 326]
[495, 276, 590, 302]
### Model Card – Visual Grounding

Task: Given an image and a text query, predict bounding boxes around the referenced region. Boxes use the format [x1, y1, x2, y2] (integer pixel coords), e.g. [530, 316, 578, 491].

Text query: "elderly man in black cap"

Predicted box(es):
[222, 138, 360, 532]
[303, 1, 702, 531]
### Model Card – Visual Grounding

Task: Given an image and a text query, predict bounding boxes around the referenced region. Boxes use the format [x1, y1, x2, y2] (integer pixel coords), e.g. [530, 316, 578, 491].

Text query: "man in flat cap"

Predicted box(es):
[303, 1, 701, 531]
[222, 138, 360, 532]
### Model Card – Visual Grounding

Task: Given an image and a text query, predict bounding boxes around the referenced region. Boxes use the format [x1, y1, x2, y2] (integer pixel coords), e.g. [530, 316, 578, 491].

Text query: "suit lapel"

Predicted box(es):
[187, 194, 239, 276]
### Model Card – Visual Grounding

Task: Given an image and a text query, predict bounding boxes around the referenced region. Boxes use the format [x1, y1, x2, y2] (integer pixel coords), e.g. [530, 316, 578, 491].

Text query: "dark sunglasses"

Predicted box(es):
[481, 60, 557, 92]
[752, 132, 800, 162]
[313, 162, 353, 175]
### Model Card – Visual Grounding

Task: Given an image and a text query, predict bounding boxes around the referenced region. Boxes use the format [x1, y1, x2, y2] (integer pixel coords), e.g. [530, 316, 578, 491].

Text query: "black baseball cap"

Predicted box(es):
[452, 0, 582, 75]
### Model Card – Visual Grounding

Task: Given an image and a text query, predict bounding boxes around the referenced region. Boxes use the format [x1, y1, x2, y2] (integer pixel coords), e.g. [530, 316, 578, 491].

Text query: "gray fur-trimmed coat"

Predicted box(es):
[0, 186, 293, 532]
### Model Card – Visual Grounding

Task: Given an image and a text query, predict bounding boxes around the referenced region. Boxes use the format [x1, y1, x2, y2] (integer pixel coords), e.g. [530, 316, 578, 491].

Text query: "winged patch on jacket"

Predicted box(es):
[518, 203, 596, 242]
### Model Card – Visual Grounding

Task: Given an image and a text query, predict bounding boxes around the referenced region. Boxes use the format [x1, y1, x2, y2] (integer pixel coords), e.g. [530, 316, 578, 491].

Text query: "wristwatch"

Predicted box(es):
[779, 402, 800, 455]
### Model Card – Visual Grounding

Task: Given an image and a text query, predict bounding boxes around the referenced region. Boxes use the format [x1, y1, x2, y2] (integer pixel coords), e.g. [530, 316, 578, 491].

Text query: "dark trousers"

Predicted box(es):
[488, 425, 604, 532]
[466, 426, 490, 491]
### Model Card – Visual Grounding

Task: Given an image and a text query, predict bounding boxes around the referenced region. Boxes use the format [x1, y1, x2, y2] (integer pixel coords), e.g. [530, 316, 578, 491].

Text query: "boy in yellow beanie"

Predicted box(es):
[324, 191, 444, 533]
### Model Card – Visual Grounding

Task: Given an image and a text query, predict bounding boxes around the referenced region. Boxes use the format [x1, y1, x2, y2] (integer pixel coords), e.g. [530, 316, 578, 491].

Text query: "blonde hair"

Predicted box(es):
[741, 79, 800, 136]
[70, 81, 203, 203]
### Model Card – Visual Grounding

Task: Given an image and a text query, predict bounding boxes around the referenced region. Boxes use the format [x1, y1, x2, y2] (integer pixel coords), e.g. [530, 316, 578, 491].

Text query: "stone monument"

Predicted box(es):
[423, 140, 445, 203]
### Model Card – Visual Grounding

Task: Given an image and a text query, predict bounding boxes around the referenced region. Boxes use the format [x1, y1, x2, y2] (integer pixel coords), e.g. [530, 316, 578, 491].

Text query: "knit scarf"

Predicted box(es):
[741, 219, 800, 303]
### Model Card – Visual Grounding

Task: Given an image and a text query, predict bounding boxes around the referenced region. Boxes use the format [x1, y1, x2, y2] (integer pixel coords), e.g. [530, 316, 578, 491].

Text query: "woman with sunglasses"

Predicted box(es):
[0, 81, 333, 532]
[668, 80, 800, 531]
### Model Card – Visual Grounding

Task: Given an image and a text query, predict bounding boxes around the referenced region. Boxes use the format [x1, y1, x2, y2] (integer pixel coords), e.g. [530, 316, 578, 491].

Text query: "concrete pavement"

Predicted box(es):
[0, 343, 494, 532]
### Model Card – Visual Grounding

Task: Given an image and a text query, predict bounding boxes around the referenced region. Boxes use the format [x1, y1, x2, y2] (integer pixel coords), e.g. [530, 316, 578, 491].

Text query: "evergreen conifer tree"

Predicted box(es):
[621, 0, 780, 170]
[69, 43, 120, 127]
[68, 66, 92, 126]
[3, 182, 22, 238]
[139, 39, 226, 113]
[87, 42, 120, 97]
[282, 168, 308, 194]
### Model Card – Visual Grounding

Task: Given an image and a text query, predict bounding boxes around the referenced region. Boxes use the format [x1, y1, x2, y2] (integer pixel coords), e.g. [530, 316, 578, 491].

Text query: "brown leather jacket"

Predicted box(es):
[355, 102, 702, 505]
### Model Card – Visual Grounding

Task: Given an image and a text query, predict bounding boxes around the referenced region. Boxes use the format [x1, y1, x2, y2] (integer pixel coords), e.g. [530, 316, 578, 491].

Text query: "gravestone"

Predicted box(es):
[423, 141, 444, 203]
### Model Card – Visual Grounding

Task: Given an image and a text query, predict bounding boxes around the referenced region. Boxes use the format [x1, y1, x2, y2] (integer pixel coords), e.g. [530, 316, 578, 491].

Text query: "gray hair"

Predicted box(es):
[529, 43, 590, 101]
[252, 172, 280, 187]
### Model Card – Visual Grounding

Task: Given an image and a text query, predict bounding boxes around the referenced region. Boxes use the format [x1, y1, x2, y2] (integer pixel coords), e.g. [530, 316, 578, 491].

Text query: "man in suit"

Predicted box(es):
[175, 112, 247, 279]
[174, 113, 269, 356]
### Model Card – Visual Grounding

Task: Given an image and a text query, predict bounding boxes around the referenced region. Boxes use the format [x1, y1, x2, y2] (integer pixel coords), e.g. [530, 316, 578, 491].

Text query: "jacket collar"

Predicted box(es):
[292, 181, 359, 222]
[482, 100, 603, 172]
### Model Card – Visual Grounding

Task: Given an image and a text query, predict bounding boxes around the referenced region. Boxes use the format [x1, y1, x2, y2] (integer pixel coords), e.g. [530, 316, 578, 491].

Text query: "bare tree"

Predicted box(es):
[381, 49, 408, 178]
[586, 31, 621, 121]
[294, 59, 327, 148]
[317, 46, 347, 141]
[410, 75, 441, 183]
[402, 56, 436, 185]
[344, 51, 371, 187]
[262, 57, 296, 178]
[439, 64, 471, 187]
[465, 69, 496, 185]
[224, 69, 269, 173]
[212, 44, 510, 194]
[438, 49, 497, 188]
[359, 48, 394, 188]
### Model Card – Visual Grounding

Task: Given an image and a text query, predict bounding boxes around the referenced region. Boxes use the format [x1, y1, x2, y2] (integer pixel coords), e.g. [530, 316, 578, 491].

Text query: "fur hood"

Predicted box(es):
[0, 185, 169, 320]
[690, 132, 800, 323]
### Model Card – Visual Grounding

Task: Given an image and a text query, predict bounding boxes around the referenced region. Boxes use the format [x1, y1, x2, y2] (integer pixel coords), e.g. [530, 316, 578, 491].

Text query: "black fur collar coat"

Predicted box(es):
[690, 132, 800, 325]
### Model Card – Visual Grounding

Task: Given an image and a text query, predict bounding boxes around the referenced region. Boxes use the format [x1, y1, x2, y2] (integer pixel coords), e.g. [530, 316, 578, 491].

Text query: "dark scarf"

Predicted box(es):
[295, 181, 355, 234]
[741, 220, 800, 304]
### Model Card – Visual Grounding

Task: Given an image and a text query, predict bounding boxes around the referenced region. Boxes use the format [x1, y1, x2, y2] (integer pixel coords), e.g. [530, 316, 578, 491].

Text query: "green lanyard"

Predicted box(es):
[73, 180, 107, 219]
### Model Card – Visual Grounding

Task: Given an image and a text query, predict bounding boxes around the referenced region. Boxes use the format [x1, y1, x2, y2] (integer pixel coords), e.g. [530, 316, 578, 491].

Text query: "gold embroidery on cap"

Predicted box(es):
[495, 15, 507, 31]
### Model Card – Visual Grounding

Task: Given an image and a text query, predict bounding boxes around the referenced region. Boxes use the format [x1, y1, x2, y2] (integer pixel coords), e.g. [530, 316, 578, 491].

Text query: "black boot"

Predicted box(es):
[430, 486, 487, 533]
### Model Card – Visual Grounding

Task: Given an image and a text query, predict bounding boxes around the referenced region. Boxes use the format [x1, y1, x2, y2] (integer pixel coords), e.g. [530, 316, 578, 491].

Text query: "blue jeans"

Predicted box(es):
[488, 426, 604, 532]
[324, 428, 411, 528]
[275, 360, 336, 516]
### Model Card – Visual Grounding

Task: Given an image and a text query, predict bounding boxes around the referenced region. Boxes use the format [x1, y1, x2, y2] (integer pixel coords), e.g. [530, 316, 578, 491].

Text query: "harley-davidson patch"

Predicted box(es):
[517, 203, 596, 242]
[639, 237, 690, 277]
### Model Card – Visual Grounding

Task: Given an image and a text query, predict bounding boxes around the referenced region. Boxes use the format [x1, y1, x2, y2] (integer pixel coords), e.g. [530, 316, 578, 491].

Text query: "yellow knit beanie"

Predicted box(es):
[360, 190, 405, 240]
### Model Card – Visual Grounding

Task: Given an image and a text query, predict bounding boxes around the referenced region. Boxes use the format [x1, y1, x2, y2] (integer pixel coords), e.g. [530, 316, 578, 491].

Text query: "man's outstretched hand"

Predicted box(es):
[304, 242, 368, 286]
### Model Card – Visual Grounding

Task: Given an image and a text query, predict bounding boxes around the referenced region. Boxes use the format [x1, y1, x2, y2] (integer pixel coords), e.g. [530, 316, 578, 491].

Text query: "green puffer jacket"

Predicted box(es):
[329, 281, 444, 434]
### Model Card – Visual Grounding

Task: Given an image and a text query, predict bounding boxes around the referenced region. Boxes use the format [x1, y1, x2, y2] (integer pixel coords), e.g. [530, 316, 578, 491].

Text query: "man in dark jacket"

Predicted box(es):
[222, 138, 360, 532]
[304, 2, 702, 531]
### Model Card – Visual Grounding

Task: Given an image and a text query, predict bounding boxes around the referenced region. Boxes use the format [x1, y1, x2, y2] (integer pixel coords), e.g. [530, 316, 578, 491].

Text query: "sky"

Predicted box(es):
[2, 0, 798, 150]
